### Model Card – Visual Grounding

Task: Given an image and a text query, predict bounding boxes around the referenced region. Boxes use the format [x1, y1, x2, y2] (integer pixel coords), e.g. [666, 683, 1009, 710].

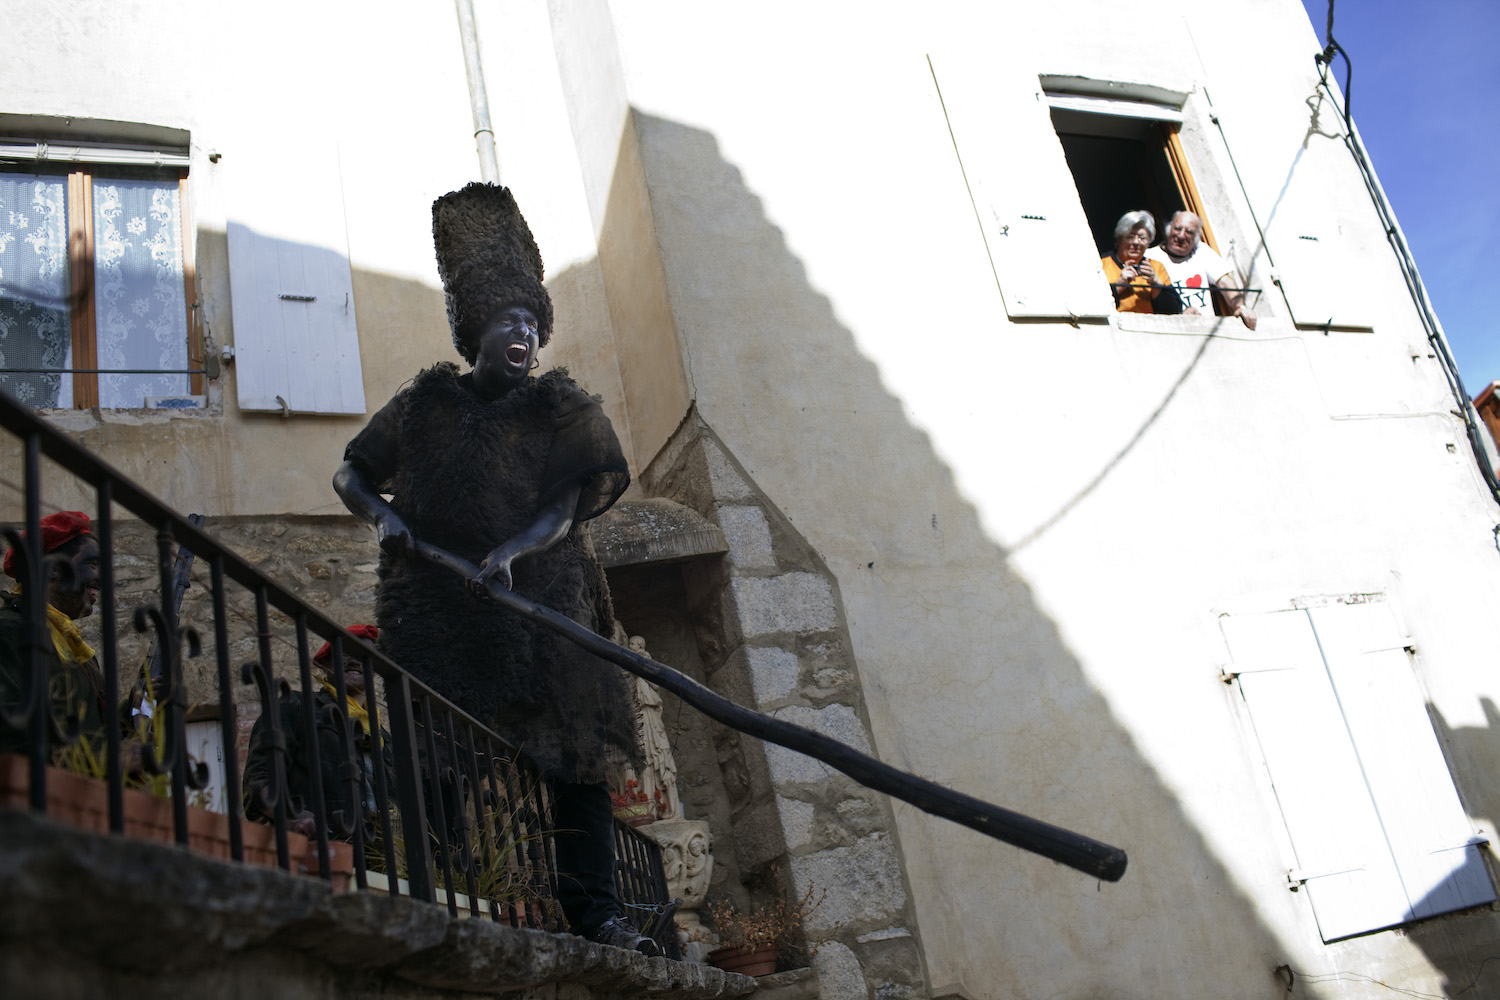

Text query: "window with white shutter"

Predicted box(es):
[1221, 602, 1494, 942]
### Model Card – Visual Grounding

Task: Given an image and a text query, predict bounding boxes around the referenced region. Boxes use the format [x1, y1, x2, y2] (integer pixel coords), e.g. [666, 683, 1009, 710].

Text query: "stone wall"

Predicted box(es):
[52, 513, 385, 759]
[0, 809, 754, 1000]
[638, 412, 929, 1000]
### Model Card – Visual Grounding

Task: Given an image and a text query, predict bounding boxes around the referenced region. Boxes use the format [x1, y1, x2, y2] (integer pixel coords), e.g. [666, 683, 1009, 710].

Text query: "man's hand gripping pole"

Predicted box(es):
[412, 538, 1128, 882]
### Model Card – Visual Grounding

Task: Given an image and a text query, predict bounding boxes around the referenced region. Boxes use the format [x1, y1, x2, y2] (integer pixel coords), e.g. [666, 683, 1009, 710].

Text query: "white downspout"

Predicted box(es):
[455, 0, 500, 184]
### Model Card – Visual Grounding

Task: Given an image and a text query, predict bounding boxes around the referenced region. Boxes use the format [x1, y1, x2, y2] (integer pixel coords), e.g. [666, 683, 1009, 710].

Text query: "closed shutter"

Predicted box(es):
[1222, 604, 1493, 941]
[1307, 604, 1495, 920]
[1223, 609, 1410, 940]
[930, 55, 1113, 321]
[226, 141, 365, 415]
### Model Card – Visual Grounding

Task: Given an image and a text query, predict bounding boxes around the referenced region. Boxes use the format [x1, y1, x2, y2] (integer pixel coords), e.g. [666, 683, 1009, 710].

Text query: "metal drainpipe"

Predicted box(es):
[455, 0, 499, 184]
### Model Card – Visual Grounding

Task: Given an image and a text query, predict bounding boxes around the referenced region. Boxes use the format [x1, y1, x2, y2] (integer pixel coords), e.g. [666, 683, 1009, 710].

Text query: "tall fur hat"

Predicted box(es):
[432, 182, 554, 363]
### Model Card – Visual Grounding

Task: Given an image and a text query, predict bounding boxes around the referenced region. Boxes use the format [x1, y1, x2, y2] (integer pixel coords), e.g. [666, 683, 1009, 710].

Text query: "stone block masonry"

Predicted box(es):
[69, 514, 386, 756]
[641, 412, 930, 1000]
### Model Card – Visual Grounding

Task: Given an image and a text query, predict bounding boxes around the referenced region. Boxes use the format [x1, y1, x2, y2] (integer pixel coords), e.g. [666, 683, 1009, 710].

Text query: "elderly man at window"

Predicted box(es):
[1146, 211, 1257, 329]
[1102, 211, 1182, 315]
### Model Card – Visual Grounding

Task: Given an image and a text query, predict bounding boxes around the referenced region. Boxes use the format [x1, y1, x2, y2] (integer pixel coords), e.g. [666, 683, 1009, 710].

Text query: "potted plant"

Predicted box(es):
[610, 778, 656, 827]
[703, 880, 826, 977]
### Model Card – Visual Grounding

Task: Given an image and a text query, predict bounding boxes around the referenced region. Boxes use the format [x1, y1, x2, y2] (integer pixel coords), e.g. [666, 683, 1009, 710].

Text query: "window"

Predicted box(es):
[1042, 90, 1261, 323]
[1221, 601, 1494, 942]
[0, 122, 201, 409]
[1047, 95, 1218, 258]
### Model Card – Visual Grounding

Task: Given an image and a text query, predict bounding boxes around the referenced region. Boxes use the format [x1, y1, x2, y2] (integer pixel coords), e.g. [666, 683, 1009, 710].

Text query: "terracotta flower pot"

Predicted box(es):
[708, 944, 778, 977]
[0, 757, 110, 833]
[0, 753, 310, 875]
[300, 837, 356, 893]
[123, 788, 174, 844]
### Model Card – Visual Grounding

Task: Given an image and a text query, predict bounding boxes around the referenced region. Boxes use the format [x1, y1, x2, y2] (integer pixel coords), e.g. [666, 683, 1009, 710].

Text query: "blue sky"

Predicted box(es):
[1298, 0, 1499, 396]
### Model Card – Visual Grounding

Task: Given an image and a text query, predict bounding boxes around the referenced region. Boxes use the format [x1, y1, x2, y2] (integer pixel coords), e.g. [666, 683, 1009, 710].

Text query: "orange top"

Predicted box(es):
[1101, 255, 1173, 313]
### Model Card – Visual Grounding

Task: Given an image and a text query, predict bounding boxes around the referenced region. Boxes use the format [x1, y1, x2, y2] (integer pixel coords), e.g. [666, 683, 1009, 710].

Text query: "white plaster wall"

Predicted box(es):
[600, 1, 1500, 997]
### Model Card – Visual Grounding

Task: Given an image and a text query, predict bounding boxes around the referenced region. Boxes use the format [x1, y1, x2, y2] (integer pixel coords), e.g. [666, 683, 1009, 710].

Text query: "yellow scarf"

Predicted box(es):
[319, 678, 369, 732]
[47, 605, 97, 664]
[9, 584, 96, 663]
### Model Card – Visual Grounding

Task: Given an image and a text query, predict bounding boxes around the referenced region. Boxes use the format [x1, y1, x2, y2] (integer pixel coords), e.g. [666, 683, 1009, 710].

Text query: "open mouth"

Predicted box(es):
[505, 343, 530, 367]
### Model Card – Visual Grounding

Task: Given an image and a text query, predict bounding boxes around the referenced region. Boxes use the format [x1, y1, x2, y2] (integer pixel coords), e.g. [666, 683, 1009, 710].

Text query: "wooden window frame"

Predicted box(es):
[4, 164, 202, 409]
[1160, 126, 1218, 252]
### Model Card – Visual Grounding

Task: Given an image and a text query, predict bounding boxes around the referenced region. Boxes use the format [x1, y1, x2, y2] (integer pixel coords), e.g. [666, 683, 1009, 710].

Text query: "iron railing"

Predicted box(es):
[0, 389, 673, 948]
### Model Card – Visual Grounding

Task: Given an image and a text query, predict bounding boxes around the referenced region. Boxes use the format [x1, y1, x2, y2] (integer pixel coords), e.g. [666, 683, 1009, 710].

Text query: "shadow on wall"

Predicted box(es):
[1417, 700, 1500, 997]
[618, 112, 1307, 996]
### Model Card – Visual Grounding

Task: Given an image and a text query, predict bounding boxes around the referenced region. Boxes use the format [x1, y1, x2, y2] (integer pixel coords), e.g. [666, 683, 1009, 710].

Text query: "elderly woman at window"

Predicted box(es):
[1102, 211, 1182, 314]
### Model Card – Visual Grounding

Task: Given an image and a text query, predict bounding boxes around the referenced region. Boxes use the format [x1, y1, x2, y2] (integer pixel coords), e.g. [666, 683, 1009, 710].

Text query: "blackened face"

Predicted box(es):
[340, 656, 367, 699]
[49, 536, 101, 620]
[319, 654, 367, 700]
[471, 305, 540, 400]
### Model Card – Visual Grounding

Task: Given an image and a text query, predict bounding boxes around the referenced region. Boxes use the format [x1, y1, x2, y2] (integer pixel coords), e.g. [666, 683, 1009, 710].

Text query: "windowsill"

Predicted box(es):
[1111, 312, 1292, 337]
[38, 391, 222, 429]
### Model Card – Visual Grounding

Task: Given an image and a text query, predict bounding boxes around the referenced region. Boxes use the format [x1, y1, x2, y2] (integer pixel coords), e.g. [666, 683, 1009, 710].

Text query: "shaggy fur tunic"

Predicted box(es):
[345, 364, 638, 783]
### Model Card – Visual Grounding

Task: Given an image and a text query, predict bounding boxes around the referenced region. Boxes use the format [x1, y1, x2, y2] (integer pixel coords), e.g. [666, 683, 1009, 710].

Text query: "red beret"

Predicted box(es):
[4, 511, 92, 579]
[314, 623, 379, 664]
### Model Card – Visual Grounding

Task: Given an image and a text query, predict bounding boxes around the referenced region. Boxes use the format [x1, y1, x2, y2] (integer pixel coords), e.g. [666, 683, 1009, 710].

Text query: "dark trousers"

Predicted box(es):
[551, 781, 620, 936]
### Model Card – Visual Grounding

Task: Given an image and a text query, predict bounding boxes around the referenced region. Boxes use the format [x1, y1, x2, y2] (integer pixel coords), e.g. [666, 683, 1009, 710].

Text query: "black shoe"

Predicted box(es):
[589, 916, 664, 958]
[640, 898, 682, 942]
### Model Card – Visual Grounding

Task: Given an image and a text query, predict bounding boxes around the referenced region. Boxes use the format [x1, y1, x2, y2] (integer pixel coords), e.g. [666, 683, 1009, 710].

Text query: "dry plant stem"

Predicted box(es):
[706, 881, 827, 951]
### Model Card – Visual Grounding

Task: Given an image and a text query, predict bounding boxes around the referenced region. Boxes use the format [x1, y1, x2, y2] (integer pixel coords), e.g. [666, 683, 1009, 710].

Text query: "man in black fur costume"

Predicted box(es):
[333, 182, 659, 955]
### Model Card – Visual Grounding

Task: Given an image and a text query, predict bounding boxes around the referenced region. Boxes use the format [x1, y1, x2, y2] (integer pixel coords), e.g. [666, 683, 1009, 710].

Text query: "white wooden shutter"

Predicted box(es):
[226, 140, 365, 415]
[929, 54, 1113, 321]
[1307, 604, 1495, 920]
[1222, 605, 1494, 942]
[1210, 93, 1375, 331]
[1223, 609, 1409, 940]
[1258, 161, 1377, 332]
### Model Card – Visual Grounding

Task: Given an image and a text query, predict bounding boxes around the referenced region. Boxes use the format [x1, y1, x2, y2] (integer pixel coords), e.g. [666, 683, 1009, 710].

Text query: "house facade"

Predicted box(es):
[4, 2, 1498, 998]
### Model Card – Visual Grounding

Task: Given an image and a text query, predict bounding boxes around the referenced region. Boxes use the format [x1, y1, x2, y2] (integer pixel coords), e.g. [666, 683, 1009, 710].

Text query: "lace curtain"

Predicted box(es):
[0, 174, 72, 408]
[0, 174, 189, 409]
[92, 178, 189, 407]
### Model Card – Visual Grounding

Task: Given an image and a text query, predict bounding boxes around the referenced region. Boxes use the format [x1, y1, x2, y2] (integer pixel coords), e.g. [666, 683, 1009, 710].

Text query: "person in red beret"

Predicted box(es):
[243, 624, 388, 842]
[0, 511, 118, 757]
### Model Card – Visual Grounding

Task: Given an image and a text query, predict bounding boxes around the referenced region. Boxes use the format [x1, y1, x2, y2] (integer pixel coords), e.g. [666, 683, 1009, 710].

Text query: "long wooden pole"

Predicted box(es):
[412, 540, 1128, 882]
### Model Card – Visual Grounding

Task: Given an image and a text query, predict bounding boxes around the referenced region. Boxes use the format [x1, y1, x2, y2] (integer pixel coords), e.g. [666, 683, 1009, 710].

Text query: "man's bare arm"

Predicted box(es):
[333, 460, 413, 557]
[1216, 270, 1258, 330]
[469, 483, 584, 594]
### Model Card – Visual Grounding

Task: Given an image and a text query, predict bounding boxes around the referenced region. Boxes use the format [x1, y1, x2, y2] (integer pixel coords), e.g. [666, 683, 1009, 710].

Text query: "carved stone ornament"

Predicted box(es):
[638, 817, 716, 959]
